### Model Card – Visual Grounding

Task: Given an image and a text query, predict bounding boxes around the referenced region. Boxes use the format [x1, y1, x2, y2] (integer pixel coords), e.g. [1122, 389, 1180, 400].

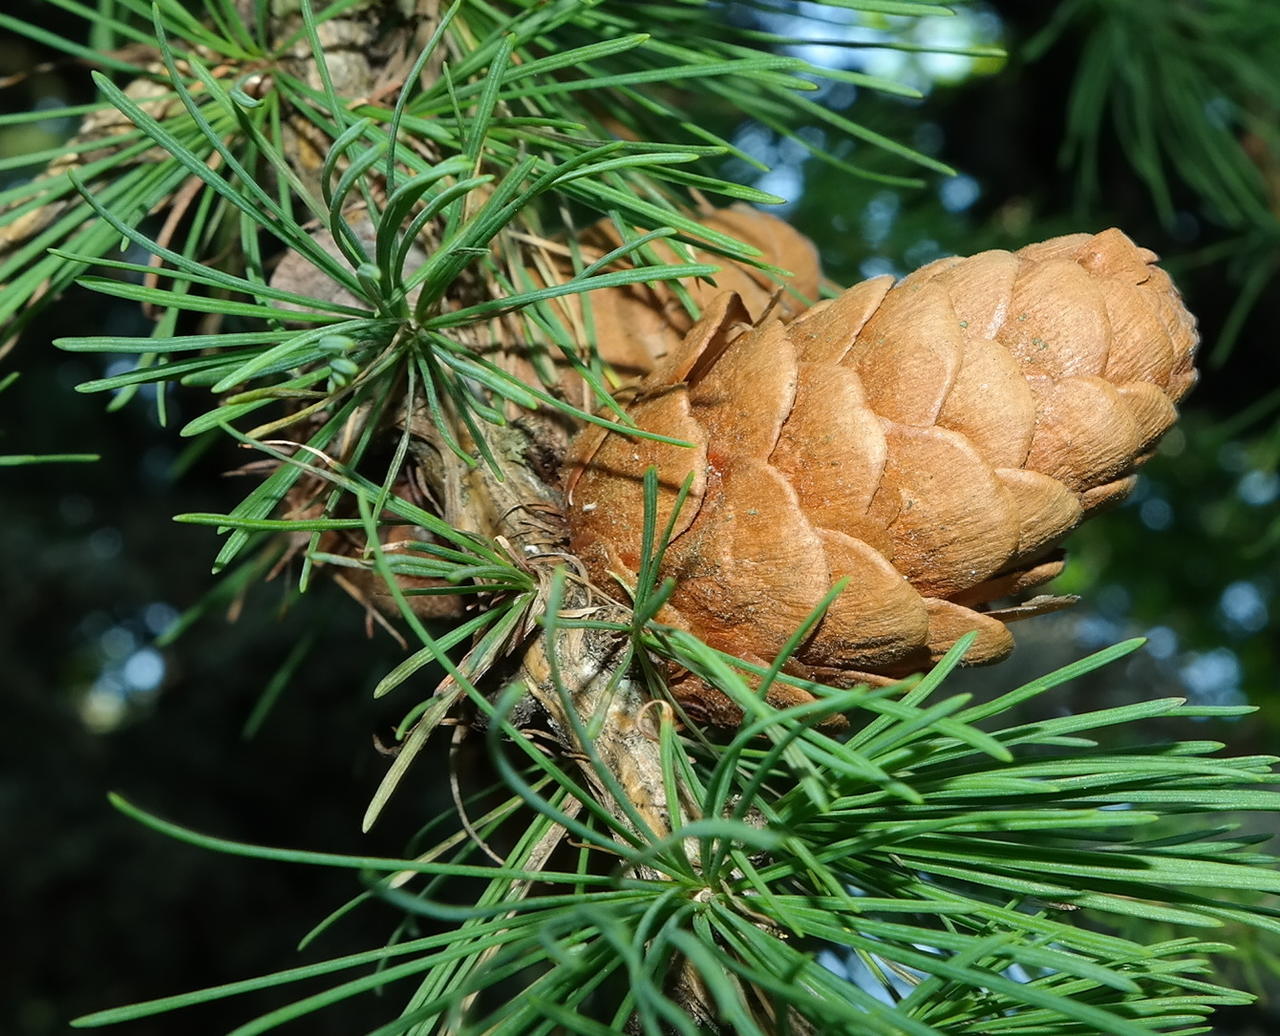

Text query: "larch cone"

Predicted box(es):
[565, 228, 1199, 724]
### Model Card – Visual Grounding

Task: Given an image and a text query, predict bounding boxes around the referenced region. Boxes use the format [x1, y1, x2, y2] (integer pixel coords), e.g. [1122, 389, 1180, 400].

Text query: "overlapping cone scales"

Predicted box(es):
[567, 228, 1198, 708]
[541, 206, 822, 389]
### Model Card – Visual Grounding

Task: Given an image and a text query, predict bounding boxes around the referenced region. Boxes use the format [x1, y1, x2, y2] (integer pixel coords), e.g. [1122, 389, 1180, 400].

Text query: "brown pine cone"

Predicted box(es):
[565, 229, 1199, 723]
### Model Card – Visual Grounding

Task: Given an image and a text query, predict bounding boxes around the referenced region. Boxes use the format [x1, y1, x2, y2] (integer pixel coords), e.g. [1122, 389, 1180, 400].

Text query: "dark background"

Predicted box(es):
[3, 2, 1278, 1033]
